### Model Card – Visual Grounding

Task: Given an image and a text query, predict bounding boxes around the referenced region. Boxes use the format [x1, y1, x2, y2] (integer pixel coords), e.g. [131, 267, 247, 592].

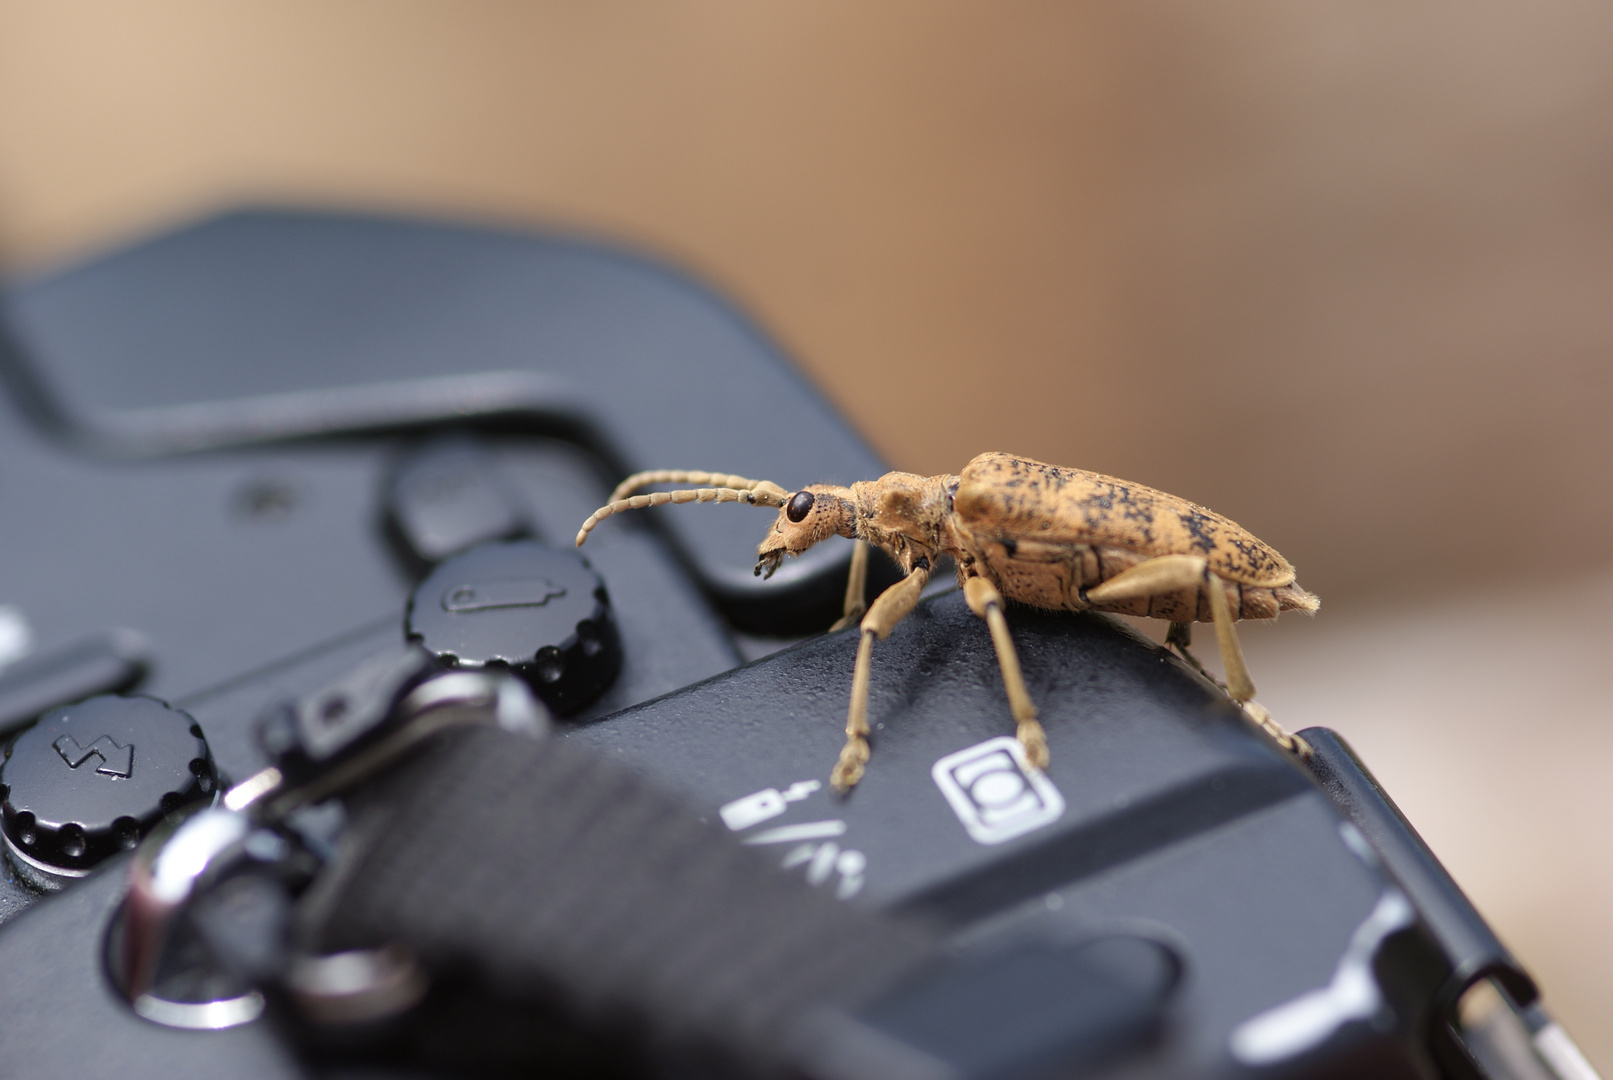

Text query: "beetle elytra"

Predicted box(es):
[576, 453, 1318, 792]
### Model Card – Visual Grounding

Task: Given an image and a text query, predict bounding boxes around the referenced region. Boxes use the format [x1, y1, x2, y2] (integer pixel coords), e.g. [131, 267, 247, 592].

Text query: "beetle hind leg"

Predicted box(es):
[1086, 556, 1254, 698]
[1242, 701, 1313, 761]
[1203, 580, 1312, 759]
[1087, 556, 1311, 761]
[828, 539, 871, 633]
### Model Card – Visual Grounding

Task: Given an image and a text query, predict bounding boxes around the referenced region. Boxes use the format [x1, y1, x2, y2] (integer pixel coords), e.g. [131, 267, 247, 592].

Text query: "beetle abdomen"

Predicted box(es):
[953, 452, 1296, 589]
[966, 538, 1316, 622]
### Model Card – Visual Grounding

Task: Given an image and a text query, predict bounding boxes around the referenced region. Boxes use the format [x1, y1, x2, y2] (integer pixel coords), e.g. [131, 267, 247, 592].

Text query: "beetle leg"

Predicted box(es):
[1201, 568, 1256, 703]
[1197, 572, 1307, 757]
[1241, 700, 1313, 760]
[1089, 558, 1304, 754]
[1163, 621, 1227, 691]
[828, 539, 871, 632]
[1085, 553, 1207, 603]
[835, 632, 876, 791]
[962, 576, 1049, 771]
[1086, 556, 1254, 697]
[832, 563, 932, 792]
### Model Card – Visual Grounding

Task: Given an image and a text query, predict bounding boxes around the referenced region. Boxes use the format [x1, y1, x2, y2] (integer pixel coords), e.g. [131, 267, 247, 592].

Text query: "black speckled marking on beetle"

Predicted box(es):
[1226, 536, 1282, 580]
[1109, 483, 1158, 544]
[1177, 509, 1217, 554]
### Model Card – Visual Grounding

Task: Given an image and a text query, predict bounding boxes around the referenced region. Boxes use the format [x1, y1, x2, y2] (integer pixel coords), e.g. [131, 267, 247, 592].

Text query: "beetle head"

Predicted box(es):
[755, 485, 857, 579]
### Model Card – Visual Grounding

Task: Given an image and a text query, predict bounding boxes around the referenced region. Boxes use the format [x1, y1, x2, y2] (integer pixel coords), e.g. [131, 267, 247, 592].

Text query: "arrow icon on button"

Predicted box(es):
[53, 734, 134, 778]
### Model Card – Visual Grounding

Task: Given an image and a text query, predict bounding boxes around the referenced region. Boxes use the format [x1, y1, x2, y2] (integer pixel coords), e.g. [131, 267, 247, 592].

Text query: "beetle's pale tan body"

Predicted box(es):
[577, 452, 1316, 790]
[834, 453, 1317, 624]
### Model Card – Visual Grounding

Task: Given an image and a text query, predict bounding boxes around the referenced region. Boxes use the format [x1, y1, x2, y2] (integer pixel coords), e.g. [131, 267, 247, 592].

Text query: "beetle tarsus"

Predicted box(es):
[1242, 700, 1312, 761]
[1018, 718, 1050, 770]
[831, 739, 869, 793]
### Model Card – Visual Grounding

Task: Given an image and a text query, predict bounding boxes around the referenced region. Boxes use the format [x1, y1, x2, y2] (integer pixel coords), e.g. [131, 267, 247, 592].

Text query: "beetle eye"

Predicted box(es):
[786, 490, 815, 523]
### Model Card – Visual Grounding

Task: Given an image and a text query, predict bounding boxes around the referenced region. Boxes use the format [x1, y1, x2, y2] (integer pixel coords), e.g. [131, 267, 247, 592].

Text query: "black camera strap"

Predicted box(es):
[295, 725, 941, 1078]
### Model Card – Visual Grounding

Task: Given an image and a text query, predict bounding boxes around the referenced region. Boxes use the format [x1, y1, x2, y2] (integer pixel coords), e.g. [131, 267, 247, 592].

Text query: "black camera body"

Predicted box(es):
[0, 211, 1559, 1079]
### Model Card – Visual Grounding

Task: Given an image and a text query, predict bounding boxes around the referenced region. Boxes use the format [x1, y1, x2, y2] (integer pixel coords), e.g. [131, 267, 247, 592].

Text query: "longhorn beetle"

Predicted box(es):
[576, 453, 1318, 792]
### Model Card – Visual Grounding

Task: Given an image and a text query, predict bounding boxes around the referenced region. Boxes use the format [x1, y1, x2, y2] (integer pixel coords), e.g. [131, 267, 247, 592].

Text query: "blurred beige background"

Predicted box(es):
[2, 0, 1609, 1066]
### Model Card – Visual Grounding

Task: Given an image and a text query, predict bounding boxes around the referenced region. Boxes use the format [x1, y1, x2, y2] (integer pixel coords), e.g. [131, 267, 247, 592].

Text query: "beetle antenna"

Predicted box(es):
[608, 470, 786, 504]
[576, 482, 789, 546]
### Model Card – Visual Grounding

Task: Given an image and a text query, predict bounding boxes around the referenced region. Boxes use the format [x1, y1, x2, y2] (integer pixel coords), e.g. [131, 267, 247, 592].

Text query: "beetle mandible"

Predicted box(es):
[575, 452, 1318, 792]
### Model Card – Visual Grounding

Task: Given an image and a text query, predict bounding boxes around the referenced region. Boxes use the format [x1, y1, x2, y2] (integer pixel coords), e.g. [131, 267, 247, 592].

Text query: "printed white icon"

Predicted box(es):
[741, 820, 845, 846]
[717, 779, 865, 898]
[719, 779, 821, 831]
[932, 736, 1066, 845]
[780, 841, 866, 900]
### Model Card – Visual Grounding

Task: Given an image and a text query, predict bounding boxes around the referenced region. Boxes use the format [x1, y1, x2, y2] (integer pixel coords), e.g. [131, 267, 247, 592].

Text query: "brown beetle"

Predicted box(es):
[577, 453, 1318, 791]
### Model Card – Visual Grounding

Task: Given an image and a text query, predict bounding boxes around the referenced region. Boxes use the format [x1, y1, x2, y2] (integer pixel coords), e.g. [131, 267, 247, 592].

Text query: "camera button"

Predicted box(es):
[385, 437, 529, 572]
[406, 540, 622, 716]
[0, 695, 217, 890]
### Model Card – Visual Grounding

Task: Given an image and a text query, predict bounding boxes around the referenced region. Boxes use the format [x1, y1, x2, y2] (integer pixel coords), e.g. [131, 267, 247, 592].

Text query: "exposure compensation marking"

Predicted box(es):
[720, 780, 866, 898]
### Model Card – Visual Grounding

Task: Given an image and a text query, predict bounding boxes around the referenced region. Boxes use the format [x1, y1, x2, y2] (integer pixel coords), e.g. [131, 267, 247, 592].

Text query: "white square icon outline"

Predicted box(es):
[931, 736, 1066, 845]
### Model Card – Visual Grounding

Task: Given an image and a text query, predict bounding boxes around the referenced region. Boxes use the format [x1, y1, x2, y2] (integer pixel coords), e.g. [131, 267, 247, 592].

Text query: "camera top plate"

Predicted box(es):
[1, 208, 882, 630]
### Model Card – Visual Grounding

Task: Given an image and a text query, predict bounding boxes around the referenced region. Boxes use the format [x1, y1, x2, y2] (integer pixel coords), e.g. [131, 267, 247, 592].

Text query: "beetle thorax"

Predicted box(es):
[851, 472, 958, 573]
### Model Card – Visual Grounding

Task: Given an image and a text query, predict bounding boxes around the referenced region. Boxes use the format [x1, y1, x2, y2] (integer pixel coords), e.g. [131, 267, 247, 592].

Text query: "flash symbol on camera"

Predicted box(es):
[932, 736, 1066, 845]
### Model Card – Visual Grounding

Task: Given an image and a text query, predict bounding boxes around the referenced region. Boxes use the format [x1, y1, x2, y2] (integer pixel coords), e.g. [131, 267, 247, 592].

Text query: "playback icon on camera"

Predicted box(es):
[932, 736, 1066, 845]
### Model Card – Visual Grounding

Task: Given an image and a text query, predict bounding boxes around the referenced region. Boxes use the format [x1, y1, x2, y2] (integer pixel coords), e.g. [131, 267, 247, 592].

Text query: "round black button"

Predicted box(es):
[1, 695, 217, 889]
[406, 540, 622, 716]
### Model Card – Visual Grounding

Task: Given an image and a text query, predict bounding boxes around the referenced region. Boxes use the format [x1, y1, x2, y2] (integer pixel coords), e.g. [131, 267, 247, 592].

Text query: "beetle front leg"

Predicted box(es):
[962, 576, 1049, 770]
[832, 562, 931, 792]
[828, 539, 871, 633]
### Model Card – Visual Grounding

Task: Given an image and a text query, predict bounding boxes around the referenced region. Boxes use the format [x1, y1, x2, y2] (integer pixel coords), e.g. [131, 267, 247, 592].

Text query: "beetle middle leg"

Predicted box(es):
[1164, 620, 1227, 693]
[833, 561, 932, 792]
[962, 576, 1049, 771]
[829, 539, 871, 632]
